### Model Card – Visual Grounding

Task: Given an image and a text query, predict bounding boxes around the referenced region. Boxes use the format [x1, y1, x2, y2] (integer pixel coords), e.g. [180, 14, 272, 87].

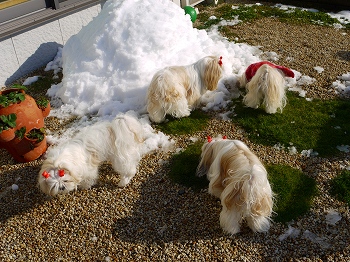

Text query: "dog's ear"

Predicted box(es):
[196, 141, 215, 176]
[204, 57, 223, 91]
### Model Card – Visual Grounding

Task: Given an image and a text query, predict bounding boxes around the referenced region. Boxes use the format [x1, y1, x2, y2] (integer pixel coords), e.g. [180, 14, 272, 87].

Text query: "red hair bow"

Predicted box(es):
[58, 169, 65, 177]
[42, 171, 50, 179]
[218, 56, 223, 66]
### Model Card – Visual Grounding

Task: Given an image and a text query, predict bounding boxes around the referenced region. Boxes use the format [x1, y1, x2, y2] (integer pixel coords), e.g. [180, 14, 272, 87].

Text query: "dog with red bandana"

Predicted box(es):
[239, 61, 295, 114]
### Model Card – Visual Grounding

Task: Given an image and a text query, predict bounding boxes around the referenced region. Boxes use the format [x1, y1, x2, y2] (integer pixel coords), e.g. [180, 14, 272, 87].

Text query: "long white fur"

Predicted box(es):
[38, 113, 144, 196]
[197, 136, 274, 234]
[240, 64, 287, 114]
[147, 56, 223, 123]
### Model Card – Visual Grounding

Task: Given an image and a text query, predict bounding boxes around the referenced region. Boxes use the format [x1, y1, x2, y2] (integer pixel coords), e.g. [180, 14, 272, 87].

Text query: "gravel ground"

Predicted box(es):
[1, 3, 350, 261]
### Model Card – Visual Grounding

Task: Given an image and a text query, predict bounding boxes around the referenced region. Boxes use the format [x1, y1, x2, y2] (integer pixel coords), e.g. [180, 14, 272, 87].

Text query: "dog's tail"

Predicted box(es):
[244, 64, 287, 114]
[110, 113, 145, 186]
[111, 114, 144, 158]
[113, 113, 144, 143]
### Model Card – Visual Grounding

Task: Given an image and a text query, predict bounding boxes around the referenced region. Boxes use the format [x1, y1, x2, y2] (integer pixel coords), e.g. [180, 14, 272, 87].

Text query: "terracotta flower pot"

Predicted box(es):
[22, 135, 47, 162]
[2, 135, 48, 162]
[0, 89, 45, 131]
[0, 88, 50, 162]
[0, 128, 16, 142]
[40, 102, 51, 118]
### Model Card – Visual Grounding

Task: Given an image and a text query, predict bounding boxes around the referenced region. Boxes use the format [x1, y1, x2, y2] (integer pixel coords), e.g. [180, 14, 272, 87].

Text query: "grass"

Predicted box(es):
[231, 92, 350, 157]
[158, 103, 320, 223]
[166, 142, 318, 223]
[156, 109, 210, 135]
[167, 141, 208, 191]
[330, 170, 350, 207]
[10, 68, 61, 101]
[195, 3, 346, 31]
[155, 3, 350, 222]
[267, 164, 317, 223]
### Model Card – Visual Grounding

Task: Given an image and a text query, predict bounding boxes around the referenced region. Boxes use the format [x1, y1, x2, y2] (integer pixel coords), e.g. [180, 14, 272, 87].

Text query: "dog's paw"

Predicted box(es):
[118, 177, 131, 187]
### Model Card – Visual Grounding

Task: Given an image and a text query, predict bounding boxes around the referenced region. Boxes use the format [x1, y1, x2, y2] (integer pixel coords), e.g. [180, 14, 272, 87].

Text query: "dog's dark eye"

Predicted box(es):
[63, 180, 69, 183]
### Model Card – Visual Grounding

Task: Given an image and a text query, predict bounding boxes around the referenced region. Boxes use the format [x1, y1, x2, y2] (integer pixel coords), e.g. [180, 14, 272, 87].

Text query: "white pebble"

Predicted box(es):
[91, 236, 98, 242]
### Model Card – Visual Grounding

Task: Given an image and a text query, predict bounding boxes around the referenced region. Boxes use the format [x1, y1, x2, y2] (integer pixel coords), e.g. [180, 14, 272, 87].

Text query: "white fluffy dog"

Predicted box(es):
[239, 61, 295, 114]
[146, 56, 223, 123]
[38, 114, 144, 196]
[196, 135, 274, 234]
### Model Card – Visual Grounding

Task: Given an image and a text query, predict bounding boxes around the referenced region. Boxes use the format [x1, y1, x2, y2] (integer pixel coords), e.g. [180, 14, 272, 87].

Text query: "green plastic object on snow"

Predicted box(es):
[183, 6, 197, 22]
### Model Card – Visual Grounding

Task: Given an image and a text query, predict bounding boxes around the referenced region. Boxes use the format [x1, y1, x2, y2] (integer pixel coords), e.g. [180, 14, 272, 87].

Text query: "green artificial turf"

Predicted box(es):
[231, 93, 350, 157]
[267, 164, 318, 223]
[330, 170, 350, 207]
[156, 109, 210, 135]
[196, 3, 344, 30]
[167, 141, 208, 191]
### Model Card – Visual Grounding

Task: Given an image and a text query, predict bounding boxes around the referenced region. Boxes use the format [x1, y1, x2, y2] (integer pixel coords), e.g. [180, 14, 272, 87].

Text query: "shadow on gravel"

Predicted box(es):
[314, 98, 350, 156]
[110, 165, 350, 261]
[336, 50, 350, 62]
[0, 163, 47, 222]
[112, 172, 255, 245]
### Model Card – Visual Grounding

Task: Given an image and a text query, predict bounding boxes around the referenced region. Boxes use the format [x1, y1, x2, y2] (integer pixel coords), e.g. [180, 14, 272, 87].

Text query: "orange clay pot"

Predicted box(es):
[0, 127, 16, 143]
[1, 135, 47, 163]
[41, 102, 51, 118]
[0, 89, 50, 162]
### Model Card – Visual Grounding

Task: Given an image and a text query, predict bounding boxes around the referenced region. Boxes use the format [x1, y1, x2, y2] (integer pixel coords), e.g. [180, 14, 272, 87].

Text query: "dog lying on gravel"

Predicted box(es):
[38, 113, 144, 196]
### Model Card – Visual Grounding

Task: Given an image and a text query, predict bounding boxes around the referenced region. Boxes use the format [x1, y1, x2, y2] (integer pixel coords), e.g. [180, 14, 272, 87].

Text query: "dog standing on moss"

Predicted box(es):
[239, 61, 295, 113]
[147, 56, 223, 123]
[197, 135, 274, 234]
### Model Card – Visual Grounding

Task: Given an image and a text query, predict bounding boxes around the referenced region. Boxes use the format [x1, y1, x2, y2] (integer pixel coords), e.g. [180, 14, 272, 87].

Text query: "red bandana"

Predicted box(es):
[245, 61, 295, 82]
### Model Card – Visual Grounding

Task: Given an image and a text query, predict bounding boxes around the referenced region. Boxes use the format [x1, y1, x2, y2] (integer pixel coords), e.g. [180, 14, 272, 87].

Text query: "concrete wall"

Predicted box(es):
[0, 4, 101, 87]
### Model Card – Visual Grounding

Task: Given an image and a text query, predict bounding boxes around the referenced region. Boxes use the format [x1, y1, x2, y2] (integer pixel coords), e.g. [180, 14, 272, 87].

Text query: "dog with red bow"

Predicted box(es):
[239, 61, 295, 114]
[38, 113, 144, 196]
[146, 56, 223, 123]
[196, 135, 274, 234]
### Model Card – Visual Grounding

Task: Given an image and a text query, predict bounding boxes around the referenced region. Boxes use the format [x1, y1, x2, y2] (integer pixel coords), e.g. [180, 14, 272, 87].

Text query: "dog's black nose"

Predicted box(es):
[59, 186, 65, 191]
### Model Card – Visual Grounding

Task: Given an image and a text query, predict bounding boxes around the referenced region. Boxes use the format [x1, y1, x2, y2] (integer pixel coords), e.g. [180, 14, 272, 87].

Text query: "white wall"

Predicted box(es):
[0, 4, 101, 87]
[171, 0, 181, 5]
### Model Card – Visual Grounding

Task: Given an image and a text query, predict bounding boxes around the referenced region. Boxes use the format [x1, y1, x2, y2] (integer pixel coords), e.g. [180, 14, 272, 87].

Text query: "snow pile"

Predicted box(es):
[47, 0, 260, 117]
